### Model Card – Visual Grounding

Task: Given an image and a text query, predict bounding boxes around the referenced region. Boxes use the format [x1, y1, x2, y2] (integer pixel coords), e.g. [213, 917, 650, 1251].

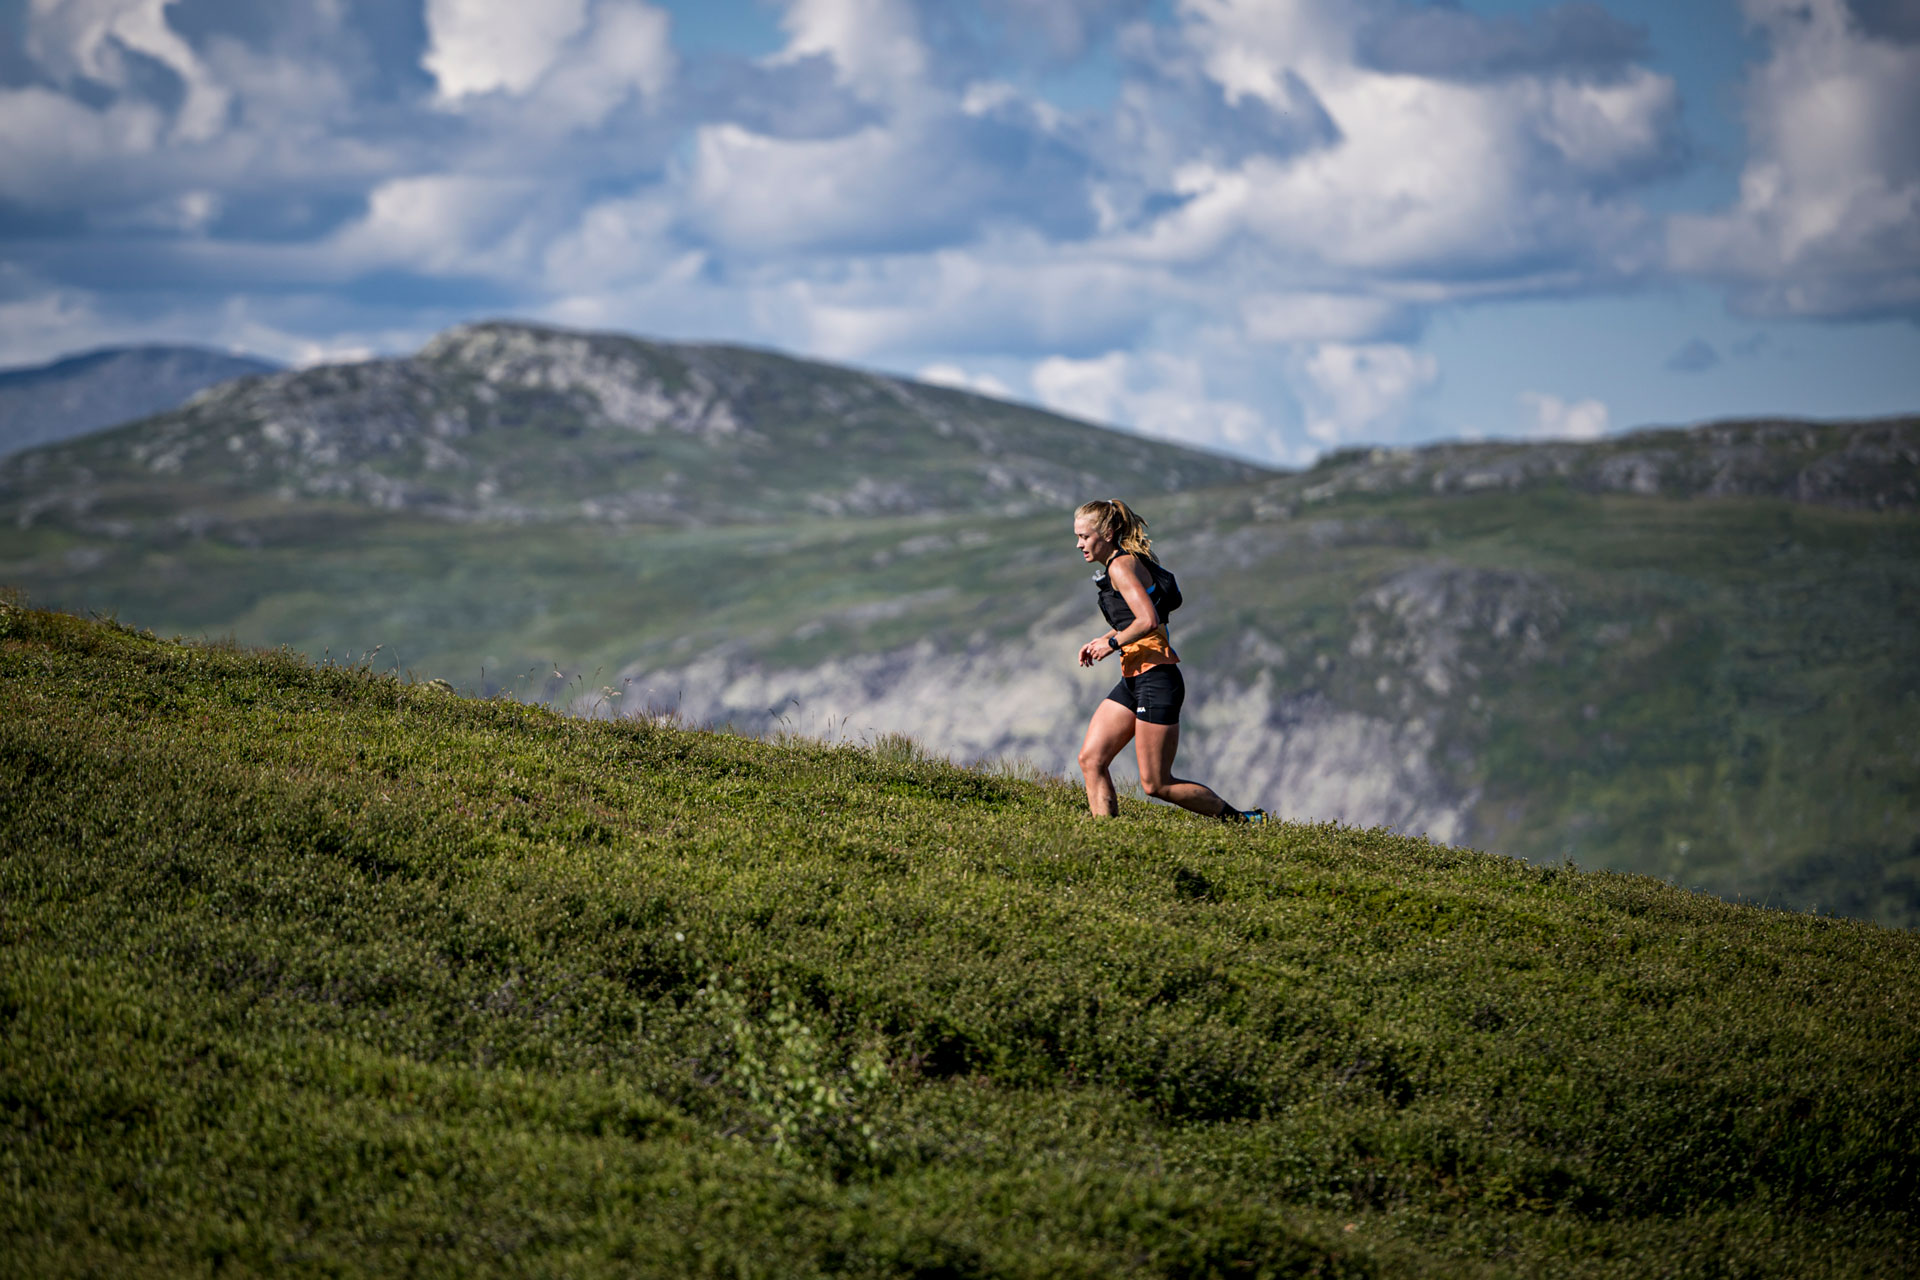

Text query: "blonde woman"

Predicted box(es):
[1073, 498, 1267, 823]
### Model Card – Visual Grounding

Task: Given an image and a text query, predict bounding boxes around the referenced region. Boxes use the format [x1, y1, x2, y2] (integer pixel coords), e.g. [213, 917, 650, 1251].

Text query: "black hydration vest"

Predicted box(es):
[1093, 553, 1183, 631]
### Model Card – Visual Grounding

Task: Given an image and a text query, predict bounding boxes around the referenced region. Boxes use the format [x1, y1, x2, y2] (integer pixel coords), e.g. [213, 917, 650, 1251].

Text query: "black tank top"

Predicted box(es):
[1092, 553, 1168, 631]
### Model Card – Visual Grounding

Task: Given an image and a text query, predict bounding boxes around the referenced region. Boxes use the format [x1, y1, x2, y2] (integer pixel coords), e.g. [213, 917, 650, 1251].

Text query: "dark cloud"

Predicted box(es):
[0, 0, 39, 88]
[1359, 1, 1650, 81]
[207, 191, 370, 245]
[170, 0, 433, 103]
[1664, 337, 1719, 373]
[1847, 0, 1920, 44]
[971, 0, 1154, 63]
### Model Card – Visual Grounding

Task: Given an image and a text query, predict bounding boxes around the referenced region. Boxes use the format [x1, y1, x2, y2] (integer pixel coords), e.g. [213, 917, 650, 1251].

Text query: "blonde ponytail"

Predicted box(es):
[1074, 497, 1156, 562]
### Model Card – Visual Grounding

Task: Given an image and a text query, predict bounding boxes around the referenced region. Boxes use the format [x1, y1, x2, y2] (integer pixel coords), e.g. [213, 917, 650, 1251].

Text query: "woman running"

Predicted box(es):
[1073, 498, 1266, 823]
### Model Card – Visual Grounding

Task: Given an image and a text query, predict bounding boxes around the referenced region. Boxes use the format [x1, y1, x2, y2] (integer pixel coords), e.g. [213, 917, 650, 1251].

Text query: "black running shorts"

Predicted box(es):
[1105, 664, 1185, 725]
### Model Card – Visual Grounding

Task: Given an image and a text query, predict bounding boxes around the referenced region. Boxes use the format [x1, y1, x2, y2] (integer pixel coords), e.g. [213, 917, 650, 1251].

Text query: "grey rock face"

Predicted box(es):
[607, 624, 1478, 844]
[0, 346, 279, 457]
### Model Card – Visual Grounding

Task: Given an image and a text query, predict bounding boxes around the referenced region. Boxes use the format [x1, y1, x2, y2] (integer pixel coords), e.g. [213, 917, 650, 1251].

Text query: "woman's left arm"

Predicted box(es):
[1089, 556, 1158, 662]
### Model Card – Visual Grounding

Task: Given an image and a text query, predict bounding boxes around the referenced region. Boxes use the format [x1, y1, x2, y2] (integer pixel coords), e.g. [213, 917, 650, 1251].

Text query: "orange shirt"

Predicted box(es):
[1120, 624, 1179, 677]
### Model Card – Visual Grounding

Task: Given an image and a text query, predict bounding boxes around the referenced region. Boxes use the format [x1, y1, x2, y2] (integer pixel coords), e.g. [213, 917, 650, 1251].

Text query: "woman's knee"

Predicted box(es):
[1139, 776, 1176, 800]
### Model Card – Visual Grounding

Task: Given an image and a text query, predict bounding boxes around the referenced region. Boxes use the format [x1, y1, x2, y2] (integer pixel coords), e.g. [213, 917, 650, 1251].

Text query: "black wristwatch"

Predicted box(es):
[1106, 635, 1122, 652]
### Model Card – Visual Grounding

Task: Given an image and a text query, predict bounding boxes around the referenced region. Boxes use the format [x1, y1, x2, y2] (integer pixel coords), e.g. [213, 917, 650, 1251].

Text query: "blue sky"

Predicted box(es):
[1, 0, 1915, 463]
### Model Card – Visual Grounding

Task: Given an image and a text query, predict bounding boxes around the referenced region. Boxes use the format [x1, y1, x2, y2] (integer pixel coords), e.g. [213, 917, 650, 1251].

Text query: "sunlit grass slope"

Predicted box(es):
[3, 601, 1916, 1278]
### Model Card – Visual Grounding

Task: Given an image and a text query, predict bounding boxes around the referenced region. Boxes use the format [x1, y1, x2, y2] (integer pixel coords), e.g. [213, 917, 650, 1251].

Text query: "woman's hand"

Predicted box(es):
[1080, 637, 1114, 667]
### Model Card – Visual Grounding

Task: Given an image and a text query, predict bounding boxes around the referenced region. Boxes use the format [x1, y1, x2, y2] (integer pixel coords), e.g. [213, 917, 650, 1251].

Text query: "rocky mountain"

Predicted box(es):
[6, 323, 1258, 529]
[1284, 418, 1920, 512]
[3, 320, 1915, 927]
[0, 345, 279, 458]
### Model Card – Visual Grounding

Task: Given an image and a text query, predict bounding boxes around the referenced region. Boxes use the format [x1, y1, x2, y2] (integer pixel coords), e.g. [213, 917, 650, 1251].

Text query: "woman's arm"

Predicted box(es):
[1083, 555, 1158, 664]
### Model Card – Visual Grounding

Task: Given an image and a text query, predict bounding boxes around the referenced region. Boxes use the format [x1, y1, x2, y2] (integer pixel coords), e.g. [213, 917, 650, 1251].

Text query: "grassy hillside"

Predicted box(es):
[4, 601, 1917, 1277]
[2, 323, 1914, 926]
[17, 474, 1913, 926]
[1162, 483, 1920, 928]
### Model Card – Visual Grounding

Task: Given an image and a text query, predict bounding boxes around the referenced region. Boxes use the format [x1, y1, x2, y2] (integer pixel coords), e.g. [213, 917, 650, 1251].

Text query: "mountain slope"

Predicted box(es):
[3, 604, 1915, 1277]
[1289, 417, 1920, 511]
[3, 322, 1260, 527]
[0, 321, 1915, 926]
[0, 345, 279, 457]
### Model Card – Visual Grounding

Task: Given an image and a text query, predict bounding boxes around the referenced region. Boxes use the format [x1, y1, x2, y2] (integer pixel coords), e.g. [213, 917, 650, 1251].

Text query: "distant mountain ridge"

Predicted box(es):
[2, 320, 1915, 927]
[4, 322, 1262, 528]
[0, 345, 280, 458]
[1290, 417, 1919, 512]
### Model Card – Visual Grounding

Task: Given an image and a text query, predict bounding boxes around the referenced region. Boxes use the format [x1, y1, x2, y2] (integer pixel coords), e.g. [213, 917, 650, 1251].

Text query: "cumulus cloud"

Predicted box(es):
[10, 0, 1905, 458]
[917, 362, 1014, 398]
[26, 0, 231, 141]
[423, 0, 590, 99]
[328, 174, 541, 275]
[423, 0, 673, 124]
[1294, 342, 1440, 445]
[1032, 349, 1277, 459]
[1110, 5, 1680, 280]
[1668, 0, 1920, 318]
[1520, 390, 1610, 439]
[772, 0, 928, 103]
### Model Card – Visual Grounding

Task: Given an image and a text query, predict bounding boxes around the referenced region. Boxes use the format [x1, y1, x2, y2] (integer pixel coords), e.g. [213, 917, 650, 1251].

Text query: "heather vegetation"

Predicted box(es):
[4, 600, 1916, 1277]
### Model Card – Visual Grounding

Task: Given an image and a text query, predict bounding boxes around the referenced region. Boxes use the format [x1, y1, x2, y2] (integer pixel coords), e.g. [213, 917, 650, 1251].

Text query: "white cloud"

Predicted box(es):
[542, 194, 694, 291]
[1111, 0, 1675, 280]
[0, 86, 165, 205]
[540, 2, 676, 125]
[1519, 391, 1610, 440]
[687, 123, 910, 252]
[1032, 349, 1279, 459]
[10, 0, 1892, 450]
[1241, 291, 1405, 344]
[26, 0, 230, 141]
[328, 175, 539, 275]
[1295, 342, 1438, 445]
[771, 0, 927, 103]
[764, 241, 1160, 360]
[423, 0, 673, 124]
[1031, 350, 1131, 422]
[1668, 0, 1920, 317]
[423, 0, 590, 99]
[917, 363, 1014, 398]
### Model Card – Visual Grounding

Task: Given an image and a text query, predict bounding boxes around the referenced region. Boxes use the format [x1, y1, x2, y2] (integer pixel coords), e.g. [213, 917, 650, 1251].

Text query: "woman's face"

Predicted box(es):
[1074, 514, 1113, 563]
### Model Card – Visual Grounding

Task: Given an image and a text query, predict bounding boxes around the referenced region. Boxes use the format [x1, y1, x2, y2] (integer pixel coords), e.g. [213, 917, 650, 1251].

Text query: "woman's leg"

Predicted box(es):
[1077, 699, 1138, 816]
[1132, 720, 1233, 817]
